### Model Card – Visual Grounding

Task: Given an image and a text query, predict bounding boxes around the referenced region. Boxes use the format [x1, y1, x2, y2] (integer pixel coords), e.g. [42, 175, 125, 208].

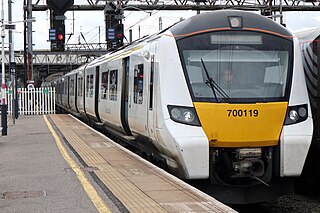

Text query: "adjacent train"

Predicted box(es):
[51, 10, 313, 204]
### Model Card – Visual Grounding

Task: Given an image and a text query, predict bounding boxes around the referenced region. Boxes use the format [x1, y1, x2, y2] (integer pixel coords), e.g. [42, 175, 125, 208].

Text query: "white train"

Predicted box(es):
[52, 10, 313, 204]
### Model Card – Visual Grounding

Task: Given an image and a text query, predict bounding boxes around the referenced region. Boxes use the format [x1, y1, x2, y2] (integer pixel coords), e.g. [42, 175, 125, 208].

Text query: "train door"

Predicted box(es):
[74, 73, 79, 113]
[95, 66, 102, 122]
[57, 80, 62, 105]
[147, 54, 156, 140]
[67, 76, 71, 109]
[69, 76, 74, 110]
[83, 66, 89, 120]
[60, 80, 63, 104]
[121, 57, 132, 135]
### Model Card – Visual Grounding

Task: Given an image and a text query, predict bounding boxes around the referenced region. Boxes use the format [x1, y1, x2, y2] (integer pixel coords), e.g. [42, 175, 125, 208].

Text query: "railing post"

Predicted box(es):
[53, 87, 56, 114]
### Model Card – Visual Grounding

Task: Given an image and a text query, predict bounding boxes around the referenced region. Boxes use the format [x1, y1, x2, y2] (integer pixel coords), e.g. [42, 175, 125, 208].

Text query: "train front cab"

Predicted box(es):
[166, 13, 312, 203]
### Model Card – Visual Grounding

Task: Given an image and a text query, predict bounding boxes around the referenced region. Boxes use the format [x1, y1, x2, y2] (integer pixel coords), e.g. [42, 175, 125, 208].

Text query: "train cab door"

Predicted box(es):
[147, 54, 156, 140]
[121, 57, 132, 135]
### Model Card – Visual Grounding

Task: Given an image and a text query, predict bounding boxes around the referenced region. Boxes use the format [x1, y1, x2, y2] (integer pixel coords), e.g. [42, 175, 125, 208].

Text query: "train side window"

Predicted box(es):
[61, 81, 64, 94]
[81, 77, 83, 96]
[64, 81, 67, 94]
[78, 77, 83, 96]
[86, 75, 90, 97]
[89, 74, 94, 97]
[101, 71, 108, 100]
[134, 64, 144, 104]
[70, 79, 74, 96]
[149, 56, 154, 110]
[109, 69, 118, 101]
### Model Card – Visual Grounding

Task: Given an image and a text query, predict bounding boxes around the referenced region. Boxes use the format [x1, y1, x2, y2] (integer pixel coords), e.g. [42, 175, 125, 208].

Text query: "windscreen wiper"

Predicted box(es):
[200, 58, 230, 102]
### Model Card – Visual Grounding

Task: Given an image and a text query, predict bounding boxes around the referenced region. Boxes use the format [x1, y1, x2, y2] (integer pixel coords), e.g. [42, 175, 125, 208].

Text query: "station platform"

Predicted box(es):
[0, 114, 236, 213]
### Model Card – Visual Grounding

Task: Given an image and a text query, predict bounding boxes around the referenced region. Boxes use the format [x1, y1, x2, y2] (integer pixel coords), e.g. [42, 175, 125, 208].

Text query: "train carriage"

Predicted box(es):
[53, 10, 313, 204]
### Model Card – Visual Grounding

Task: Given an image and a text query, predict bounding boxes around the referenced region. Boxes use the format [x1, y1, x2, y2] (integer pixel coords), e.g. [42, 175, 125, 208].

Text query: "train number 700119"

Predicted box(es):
[227, 109, 259, 117]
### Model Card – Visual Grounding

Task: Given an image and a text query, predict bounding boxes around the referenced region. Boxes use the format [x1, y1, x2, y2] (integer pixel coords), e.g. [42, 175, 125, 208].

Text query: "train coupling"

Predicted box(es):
[234, 148, 264, 177]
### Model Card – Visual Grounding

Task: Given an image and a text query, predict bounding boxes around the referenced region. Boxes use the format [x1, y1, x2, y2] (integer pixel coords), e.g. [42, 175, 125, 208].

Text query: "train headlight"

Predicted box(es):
[298, 107, 307, 118]
[168, 105, 201, 126]
[182, 110, 195, 123]
[289, 110, 299, 122]
[229, 16, 242, 28]
[285, 104, 308, 125]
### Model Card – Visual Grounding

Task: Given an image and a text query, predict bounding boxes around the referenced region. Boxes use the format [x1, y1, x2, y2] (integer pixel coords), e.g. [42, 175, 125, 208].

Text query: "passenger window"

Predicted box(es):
[86, 75, 90, 97]
[78, 77, 83, 97]
[64, 81, 67, 95]
[101, 71, 108, 100]
[70, 79, 74, 96]
[89, 74, 94, 97]
[109, 69, 118, 101]
[134, 64, 144, 104]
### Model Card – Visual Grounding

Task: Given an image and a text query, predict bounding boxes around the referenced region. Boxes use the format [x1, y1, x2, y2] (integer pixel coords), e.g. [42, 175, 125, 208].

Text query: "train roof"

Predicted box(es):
[170, 10, 292, 40]
[42, 71, 64, 85]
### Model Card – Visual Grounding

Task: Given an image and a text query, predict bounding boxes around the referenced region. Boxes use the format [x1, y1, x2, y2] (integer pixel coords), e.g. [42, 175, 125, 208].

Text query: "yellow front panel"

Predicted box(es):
[194, 102, 288, 147]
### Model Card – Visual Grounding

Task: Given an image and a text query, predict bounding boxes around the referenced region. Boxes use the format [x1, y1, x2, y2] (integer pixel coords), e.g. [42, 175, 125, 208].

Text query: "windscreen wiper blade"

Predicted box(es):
[200, 58, 230, 102]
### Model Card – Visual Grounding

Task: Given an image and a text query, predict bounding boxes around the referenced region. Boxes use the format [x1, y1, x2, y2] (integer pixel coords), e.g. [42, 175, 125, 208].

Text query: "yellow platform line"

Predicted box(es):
[43, 115, 111, 213]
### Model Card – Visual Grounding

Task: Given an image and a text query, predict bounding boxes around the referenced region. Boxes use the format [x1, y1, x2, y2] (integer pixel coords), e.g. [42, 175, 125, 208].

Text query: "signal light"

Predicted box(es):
[106, 22, 124, 49]
[51, 19, 65, 52]
[57, 34, 64, 41]
[114, 23, 124, 47]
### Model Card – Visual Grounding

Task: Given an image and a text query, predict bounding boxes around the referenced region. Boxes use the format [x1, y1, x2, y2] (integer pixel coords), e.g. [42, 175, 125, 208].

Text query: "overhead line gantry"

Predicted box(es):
[31, 0, 320, 12]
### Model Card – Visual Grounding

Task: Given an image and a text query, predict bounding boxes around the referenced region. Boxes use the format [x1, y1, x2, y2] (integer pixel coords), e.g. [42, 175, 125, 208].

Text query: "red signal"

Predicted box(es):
[117, 33, 123, 38]
[57, 34, 64, 41]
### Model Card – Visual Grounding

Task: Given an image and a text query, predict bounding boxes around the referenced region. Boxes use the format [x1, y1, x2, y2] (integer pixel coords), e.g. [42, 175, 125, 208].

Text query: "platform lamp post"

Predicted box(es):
[1, 0, 7, 136]
[8, 0, 17, 124]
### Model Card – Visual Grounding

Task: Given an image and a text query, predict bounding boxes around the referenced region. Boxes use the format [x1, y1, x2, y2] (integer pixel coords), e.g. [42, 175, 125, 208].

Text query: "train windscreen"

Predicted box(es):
[177, 31, 293, 103]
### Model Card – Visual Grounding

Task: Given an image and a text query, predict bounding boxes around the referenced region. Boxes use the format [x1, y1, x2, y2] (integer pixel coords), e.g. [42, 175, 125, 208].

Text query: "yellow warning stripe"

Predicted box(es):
[43, 115, 111, 213]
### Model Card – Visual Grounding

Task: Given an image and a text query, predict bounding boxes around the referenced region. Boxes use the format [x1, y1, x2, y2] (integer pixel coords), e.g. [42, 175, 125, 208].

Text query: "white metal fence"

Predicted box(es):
[4, 87, 56, 115]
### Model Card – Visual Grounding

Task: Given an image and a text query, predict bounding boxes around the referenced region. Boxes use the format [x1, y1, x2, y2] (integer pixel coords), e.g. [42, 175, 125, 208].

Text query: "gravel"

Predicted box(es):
[231, 192, 320, 213]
